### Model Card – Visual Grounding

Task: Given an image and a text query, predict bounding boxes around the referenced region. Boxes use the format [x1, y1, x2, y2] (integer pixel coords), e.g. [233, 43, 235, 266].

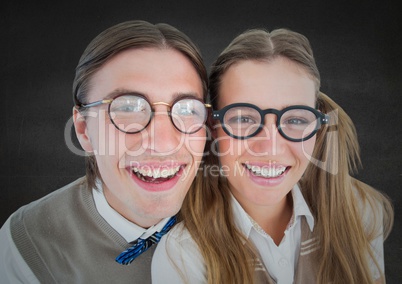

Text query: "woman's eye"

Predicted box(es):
[283, 117, 309, 125]
[227, 116, 256, 124]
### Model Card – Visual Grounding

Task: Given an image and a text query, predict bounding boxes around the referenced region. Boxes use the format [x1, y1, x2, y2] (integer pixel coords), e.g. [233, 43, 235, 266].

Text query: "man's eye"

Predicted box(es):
[177, 107, 196, 116]
[173, 100, 200, 116]
[116, 105, 134, 112]
[115, 104, 146, 112]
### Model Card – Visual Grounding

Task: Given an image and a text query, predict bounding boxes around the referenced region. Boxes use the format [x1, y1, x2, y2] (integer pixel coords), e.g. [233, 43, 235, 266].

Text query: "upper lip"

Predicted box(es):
[129, 160, 185, 168]
[242, 161, 289, 168]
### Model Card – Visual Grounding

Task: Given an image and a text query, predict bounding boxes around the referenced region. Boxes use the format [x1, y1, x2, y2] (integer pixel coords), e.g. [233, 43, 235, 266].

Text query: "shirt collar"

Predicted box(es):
[231, 183, 315, 238]
[92, 180, 171, 243]
[292, 183, 314, 231]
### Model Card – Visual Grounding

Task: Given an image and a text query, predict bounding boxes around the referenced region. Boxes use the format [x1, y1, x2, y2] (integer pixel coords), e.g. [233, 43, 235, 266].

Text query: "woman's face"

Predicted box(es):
[216, 57, 317, 214]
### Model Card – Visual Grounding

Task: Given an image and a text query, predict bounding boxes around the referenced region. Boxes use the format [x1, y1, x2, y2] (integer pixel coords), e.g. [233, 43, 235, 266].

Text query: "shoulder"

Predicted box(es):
[156, 222, 200, 257]
[152, 222, 206, 283]
[352, 181, 389, 280]
[0, 217, 40, 283]
[10, 176, 92, 248]
[351, 182, 382, 221]
[165, 221, 193, 242]
[11, 177, 88, 223]
[351, 180, 390, 240]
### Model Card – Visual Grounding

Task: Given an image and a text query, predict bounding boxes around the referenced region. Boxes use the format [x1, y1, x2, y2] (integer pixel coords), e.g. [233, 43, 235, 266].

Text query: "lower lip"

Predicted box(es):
[127, 167, 185, 192]
[245, 166, 289, 187]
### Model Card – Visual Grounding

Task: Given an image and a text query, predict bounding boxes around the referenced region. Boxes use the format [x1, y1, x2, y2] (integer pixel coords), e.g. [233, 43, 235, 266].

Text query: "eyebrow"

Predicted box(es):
[170, 92, 203, 101]
[103, 89, 138, 100]
[282, 103, 315, 109]
[103, 89, 203, 103]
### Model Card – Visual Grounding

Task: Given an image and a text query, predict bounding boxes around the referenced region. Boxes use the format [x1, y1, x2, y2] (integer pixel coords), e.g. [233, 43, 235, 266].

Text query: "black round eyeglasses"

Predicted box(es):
[212, 103, 329, 142]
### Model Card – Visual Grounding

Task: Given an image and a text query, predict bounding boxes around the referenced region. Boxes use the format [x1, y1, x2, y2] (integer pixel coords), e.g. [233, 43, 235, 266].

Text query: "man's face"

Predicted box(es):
[75, 48, 206, 227]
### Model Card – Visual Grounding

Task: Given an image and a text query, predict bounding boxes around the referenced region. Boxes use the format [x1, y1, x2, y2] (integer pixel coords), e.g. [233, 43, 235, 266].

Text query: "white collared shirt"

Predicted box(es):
[231, 184, 314, 283]
[152, 184, 384, 283]
[152, 184, 314, 284]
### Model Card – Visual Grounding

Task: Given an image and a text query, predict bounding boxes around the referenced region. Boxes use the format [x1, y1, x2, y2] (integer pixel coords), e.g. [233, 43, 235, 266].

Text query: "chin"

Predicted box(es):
[148, 200, 182, 218]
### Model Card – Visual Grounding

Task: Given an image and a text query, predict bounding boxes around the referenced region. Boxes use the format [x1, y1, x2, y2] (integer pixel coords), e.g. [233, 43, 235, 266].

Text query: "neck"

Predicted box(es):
[248, 193, 294, 246]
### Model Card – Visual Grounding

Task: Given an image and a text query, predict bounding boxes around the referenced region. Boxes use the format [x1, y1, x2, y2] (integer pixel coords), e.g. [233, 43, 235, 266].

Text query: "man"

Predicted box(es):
[0, 20, 209, 283]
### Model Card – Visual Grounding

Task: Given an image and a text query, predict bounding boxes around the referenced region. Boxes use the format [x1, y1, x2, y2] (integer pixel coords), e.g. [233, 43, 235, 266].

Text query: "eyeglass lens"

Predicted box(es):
[109, 95, 207, 134]
[222, 106, 319, 140]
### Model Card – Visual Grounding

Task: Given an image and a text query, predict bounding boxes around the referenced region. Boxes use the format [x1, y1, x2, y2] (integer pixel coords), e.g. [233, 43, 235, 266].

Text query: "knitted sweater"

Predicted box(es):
[10, 177, 154, 283]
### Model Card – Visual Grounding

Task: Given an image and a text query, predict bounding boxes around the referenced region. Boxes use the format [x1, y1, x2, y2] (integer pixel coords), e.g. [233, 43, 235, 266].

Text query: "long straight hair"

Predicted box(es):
[180, 28, 393, 283]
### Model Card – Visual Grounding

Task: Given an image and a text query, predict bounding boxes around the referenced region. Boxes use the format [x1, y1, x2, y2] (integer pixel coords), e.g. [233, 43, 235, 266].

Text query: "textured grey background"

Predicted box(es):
[1, 0, 400, 282]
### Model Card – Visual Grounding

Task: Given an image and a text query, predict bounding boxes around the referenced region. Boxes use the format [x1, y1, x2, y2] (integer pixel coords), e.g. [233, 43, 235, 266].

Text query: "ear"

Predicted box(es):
[73, 107, 94, 153]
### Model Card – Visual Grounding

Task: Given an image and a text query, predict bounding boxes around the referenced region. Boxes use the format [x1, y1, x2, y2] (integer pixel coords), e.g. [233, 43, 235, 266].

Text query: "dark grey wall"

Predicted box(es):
[1, 0, 400, 282]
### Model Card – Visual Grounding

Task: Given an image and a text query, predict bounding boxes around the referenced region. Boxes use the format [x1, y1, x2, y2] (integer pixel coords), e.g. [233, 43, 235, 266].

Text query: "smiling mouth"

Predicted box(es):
[131, 165, 183, 183]
[244, 164, 289, 178]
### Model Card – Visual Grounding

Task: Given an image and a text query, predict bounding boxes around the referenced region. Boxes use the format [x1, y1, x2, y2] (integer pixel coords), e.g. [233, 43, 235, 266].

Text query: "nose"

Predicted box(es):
[145, 107, 182, 155]
[247, 114, 285, 156]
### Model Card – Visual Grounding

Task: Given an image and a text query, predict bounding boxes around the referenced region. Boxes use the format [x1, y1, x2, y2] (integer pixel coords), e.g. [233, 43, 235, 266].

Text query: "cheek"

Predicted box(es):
[118, 132, 148, 158]
[84, 118, 101, 152]
[85, 111, 115, 152]
[294, 137, 316, 165]
[215, 128, 235, 155]
[303, 136, 316, 154]
[216, 130, 240, 170]
[85, 118, 141, 169]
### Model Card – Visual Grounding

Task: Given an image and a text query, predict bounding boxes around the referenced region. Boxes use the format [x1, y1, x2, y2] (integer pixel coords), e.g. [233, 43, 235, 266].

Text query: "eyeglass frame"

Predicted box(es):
[76, 93, 212, 134]
[212, 103, 330, 142]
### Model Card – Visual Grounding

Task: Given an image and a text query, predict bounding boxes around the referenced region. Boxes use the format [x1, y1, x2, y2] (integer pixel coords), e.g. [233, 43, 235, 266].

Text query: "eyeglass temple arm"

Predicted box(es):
[79, 99, 114, 108]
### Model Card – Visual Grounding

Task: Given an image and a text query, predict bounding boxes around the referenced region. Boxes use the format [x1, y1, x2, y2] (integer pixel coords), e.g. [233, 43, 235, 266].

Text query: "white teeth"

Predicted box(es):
[132, 166, 181, 179]
[245, 164, 287, 178]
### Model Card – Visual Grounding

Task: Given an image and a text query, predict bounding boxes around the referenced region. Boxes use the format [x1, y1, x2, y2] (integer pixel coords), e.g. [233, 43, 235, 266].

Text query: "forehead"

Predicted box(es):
[218, 58, 316, 109]
[87, 48, 203, 102]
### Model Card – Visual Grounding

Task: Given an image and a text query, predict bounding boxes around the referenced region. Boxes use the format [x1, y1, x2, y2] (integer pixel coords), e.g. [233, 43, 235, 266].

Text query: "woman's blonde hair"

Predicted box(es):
[180, 28, 394, 283]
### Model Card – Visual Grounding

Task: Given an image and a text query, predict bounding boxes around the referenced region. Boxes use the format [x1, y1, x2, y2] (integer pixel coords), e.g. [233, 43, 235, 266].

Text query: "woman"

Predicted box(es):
[152, 28, 394, 284]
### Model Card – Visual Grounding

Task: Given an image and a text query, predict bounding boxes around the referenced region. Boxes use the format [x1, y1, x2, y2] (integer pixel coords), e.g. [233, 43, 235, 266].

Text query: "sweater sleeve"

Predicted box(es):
[0, 216, 40, 284]
[364, 201, 385, 281]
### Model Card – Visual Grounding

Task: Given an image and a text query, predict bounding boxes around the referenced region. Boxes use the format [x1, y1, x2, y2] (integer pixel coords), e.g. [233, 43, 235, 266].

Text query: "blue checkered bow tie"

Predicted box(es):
[115, 216, 177, 265]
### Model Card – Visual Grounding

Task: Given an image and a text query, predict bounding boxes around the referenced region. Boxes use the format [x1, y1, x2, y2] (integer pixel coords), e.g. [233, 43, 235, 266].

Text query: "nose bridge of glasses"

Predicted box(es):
[246, 108, 278, 140]
[150, 101, 173, 118]
[151, 101, 172, 113]
[261, 108, 280, 126]
[152, 101, 172, 108]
